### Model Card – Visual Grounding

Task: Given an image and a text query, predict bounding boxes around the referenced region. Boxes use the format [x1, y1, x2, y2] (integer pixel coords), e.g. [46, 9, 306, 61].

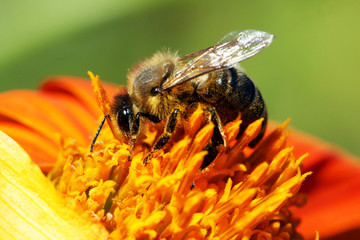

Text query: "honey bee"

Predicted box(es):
[91, 30, 274, 168]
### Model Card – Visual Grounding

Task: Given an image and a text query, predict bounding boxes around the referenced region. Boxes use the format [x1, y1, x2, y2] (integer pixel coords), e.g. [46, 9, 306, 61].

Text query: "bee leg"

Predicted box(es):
[127, 112, 161, 161]
[201, 107, 228, 169]
[143, 109, 179, 165]
[132, 112, 162, 134]
[207, 107, 228, 148]
[127, 138, 136, 161]
[202, 141, 219, 169]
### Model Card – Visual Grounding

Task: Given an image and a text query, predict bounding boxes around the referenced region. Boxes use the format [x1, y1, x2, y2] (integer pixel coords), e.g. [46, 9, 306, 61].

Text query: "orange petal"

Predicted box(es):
[0, 76, 126, 167]
[0, 90, 92, 166]
[88, 71, 112, 115]
[287, 128, 360, 239]
[0, 131, 109, 239]
[41, 76, 125, 117]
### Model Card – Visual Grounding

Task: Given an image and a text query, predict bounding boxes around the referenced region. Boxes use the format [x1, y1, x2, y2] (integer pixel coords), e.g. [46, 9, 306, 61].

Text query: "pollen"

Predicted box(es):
[48, 78, 311, 239]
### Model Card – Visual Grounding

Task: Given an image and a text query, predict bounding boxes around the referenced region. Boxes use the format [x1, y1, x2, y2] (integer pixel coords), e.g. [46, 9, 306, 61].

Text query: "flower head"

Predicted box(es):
[46, 73, 311, 239]
[0, 76, 359, 239]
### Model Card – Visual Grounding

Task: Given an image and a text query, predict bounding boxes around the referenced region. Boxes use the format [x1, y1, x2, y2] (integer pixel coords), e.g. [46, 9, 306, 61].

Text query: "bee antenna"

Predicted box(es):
[90, 114, 110, 152]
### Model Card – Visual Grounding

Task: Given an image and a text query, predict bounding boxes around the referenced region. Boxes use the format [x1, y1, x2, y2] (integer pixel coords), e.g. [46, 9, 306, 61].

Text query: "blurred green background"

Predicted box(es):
[0, 0, 359, 157]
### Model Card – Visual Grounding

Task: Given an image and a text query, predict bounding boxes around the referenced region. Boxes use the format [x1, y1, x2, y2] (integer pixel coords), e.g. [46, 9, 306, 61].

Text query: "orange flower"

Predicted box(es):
[0, 76, 359, 239]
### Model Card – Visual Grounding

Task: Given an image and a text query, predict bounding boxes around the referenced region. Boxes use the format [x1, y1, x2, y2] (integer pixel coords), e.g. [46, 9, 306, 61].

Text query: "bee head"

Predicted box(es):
[127, 52, 178, 118]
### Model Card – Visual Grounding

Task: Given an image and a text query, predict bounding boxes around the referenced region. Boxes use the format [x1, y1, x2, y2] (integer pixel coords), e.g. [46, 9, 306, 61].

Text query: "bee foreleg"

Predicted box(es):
[132, 112, 161, 135]
[128, 112, 162, 161]
[143, 109, 179, 165]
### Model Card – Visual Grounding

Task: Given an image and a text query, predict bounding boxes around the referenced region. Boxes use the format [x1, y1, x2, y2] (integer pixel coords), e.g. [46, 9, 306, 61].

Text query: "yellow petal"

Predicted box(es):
[0, 131, 108, 240]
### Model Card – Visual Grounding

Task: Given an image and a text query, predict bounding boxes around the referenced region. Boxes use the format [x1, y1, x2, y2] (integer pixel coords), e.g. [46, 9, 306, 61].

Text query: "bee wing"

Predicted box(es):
[162, 30, 275, 90]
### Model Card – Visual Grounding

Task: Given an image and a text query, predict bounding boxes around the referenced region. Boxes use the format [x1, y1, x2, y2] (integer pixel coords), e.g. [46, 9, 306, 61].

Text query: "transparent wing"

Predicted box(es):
[162, 30, 275, 90]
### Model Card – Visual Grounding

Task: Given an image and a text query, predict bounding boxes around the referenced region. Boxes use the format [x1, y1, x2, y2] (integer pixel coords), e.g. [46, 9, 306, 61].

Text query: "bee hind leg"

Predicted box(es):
[143, 109, 179, 165]
[207, 107, 228, 148]
[201, 107, 228, 168]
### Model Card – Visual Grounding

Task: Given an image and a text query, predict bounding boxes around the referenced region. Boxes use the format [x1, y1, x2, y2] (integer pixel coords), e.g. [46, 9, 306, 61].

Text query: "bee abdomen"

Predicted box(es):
[220, 67, 267, 146]
[226, 67, 256, 111]
[240, 87, 267, 147]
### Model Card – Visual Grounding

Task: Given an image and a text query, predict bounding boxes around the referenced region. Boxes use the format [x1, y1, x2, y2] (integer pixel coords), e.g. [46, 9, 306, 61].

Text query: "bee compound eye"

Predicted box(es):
[116, 107, 132, 133]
